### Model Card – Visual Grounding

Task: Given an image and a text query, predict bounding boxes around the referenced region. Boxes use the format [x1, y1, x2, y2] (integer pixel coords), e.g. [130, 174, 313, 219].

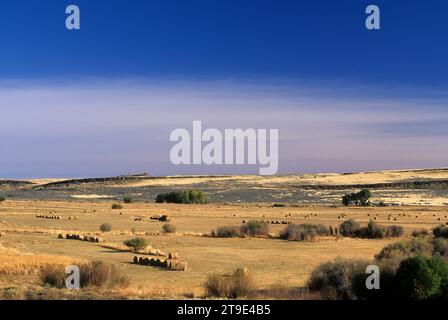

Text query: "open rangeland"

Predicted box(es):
[1, 194, 447, 299]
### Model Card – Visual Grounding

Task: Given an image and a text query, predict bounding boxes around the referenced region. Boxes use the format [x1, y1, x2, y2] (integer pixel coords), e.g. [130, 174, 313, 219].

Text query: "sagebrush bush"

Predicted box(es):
[339, 219, 360, 237]
[279, 224, 331, 241]
[99, 223, 112, 232]
[240, 220, 268, 236]
[123, 237, 148, 251]
[375, 239, 433, 262]
[39, 265, 67, 288]
[111, 203, 123, 210]
[412, 229, 429, 237]
[354, 221, 387, 239]
[79, 261, 110, 287]
[227, 268, 255, 299]
[433, 238, 448, 258]
[204, 274, 227, 297]
[307, 258, 369, 300]
[340, 220, 403, 239]
[433, 225, 448, 238]
[212, 226, 241, 238]
[204, 268, 255, 299]
[162, 223, 177, 233]
[155, 190, 207, 204]
[386, 225, 404, 238]
[40, 261, 129, 289]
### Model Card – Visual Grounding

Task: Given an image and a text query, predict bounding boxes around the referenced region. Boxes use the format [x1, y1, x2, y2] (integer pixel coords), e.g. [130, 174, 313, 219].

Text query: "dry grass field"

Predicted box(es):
[1, 169, 448, 299]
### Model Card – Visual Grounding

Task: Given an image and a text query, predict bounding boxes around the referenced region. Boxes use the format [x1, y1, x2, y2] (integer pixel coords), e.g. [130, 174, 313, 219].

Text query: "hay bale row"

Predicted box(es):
[264, 220, 292, 225]
[59, 233, 104, 243]
[36, 215, 61, 220]
[133, 252, 187, 271]
[83, 235, 105, 243]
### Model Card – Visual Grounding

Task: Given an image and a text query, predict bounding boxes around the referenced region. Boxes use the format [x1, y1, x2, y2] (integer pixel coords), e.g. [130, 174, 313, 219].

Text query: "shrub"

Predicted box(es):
[204, 274, 227, 297]
[99, 223, 112, 232]
[79, 261, 110, 287]
[155, 190, 207, 204]
[40, 261, 128, 289]
[212, 226, 241, 238]
[412, 229, 429, 237]
[39, 265, 67, 288]
[339, 219, 360, 237]
[340, 220, 402, 239]
[307, 258, 369, 300]
[111, 203, 123, 210]
[240, 220, 268, 236]
[123, 196, 133, 204]
[203, 268, 255, 299]
[375, 239, 434, 263]
[162, 223, 177, 233]
[0, 196, 5, 202]
[279, 223, 331, 241]
[354, 221, 387, 239]
[395, 256, 448, 300]
[433, 238, 448, 258]
[433, 225, 448, 238]
[123, 237, 148, 251]
[227, 268, 255, 299]
[386, 225, 404, 238]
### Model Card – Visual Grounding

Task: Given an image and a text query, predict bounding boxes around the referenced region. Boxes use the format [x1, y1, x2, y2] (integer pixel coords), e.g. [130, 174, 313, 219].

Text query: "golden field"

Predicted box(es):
[0, 200, 447, 299]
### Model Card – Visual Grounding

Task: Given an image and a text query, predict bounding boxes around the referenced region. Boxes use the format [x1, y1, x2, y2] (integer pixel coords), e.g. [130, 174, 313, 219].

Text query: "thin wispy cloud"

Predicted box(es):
[1, 79, 447, 178]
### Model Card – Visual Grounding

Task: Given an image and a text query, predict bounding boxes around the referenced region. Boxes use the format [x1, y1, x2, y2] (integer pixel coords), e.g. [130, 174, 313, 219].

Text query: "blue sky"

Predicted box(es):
[0, 1, 447, 178]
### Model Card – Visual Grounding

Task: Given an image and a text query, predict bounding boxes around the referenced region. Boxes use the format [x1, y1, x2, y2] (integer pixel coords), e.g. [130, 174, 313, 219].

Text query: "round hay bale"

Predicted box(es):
[149, 258, 155, 266]
[144, 258, 150, 266]
[58, 234, 64, 239]
[138, 257, 144, 264]
[133, 256, 138, 264]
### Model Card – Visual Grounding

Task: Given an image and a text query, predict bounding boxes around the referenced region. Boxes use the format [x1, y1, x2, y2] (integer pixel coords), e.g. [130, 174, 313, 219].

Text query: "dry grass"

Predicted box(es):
[1, 194, 447, 299]
[0, 246, 80, 276]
